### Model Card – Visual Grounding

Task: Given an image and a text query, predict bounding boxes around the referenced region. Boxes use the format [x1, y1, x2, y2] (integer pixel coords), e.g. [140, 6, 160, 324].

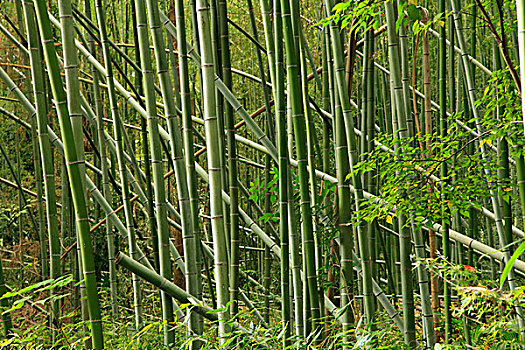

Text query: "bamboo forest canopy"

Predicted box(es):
[2, 0, 525, 348]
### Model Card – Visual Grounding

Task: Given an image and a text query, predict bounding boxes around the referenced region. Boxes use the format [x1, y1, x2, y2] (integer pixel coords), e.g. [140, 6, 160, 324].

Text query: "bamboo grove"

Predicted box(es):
[2, 0, 525, 348]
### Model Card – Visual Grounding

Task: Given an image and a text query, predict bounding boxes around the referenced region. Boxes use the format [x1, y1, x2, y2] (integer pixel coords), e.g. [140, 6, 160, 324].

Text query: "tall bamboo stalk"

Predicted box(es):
[87, 0, 118, 319]
[281, 0, 321, 336]
[218, 0, 240, 319]
[172, 0, 205, 341]
[384, 2, 417, 346]
[324, 0, 375, 329]
[271, 0, 291, 343]
[328, 21, 356, 342]
[32, 0, 104, 347]
[20, 0, 59, 329]
[449, 0, 525, 334]
[144, 0, 202, 342]
[195, 0, 230, 342]
[95, 0, 143, 330]
[132, 0, 174, 343]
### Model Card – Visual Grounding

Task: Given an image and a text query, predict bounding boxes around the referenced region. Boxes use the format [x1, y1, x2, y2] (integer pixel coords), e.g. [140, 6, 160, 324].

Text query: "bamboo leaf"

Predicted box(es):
[500, 240, 525, 288]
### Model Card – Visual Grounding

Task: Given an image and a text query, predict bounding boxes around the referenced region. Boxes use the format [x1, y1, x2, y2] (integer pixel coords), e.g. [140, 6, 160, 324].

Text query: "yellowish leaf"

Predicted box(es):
[408, 0, 417, 4]
[437, 20, 445, 27]
[386, 215, 393, 225]
[479, 139, 492, 147]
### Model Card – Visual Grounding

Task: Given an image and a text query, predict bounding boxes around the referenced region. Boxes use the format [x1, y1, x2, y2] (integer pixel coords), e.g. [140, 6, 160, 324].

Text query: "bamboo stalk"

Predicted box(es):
[144, 0, 202, 342]
[324, 0, 375, 330]
[94, 0, 143, 330]
[132, 0, 175, 343]
[32, 0, 104, 346]
[282, 0, 321, 337]
[195, 0, 230, 342]
[449, 0, 525, 334]
[384, 2, 417, 346]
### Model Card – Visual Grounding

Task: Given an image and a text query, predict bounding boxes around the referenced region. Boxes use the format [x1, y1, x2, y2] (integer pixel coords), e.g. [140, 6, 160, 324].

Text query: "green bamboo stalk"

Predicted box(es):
[298, 24, 323, 336]
[0, 22, 28, 55]
[30, 104, 47, 281]
[85, 0, 101, 226]
[270, 0, 299, 340]
[324, 0, 375, 329]
[334, 78, 356, 342]
[444, 7, 456, 341]
[1, 50, 60, 338]
[449, 0, 525, 334]
[409, 219, 435, 348]
[398, 14, 414, 139]
[210, 0, 230, 255]
[362, 28, 378, 315]
[326, 22, 356, 341]
[21, 1, 51, 284]
[115, 251, 219, 321]
[24, 67, 46, 283]
[246, 0, 275, 326]
[32, 0, 104, 347]
[55, 0, 92, 342]
[281, 0, 322, 336]
[515, 154, 525, 226]
[131, 0, 174, 343]
[276, 3, 303, 340]
[321, 29, 331, 178]
[85, 0, 118, 319]
[195, 0, 230, 342]
[259, 0, 276, 104]
[127, 0, 159, 272]
[384, 2, 417, 346]
[466, 0, 478, 273]
[0, 252, 12, 337]
[56, 0, 86, 202]
[143, 0, 202, 342]
[94, 0, 143, 330]
[409, 9, 437, 348]
[172, 0, 205, 339]
[492, 6, 513, 255]
[216, 0, 240, 319]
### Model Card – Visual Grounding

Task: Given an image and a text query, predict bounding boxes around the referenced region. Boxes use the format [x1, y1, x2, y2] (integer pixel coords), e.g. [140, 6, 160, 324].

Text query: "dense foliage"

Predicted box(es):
[1, 0, 525, 349]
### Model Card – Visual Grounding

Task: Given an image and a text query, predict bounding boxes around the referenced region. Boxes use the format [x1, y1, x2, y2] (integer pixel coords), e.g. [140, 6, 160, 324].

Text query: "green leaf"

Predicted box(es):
[396, 15, 405, 33]
[500, 239, 525, 288]
[412, 20, 420, 34]
[406, 5, 420, 21]
[332, 2, 349, 12]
